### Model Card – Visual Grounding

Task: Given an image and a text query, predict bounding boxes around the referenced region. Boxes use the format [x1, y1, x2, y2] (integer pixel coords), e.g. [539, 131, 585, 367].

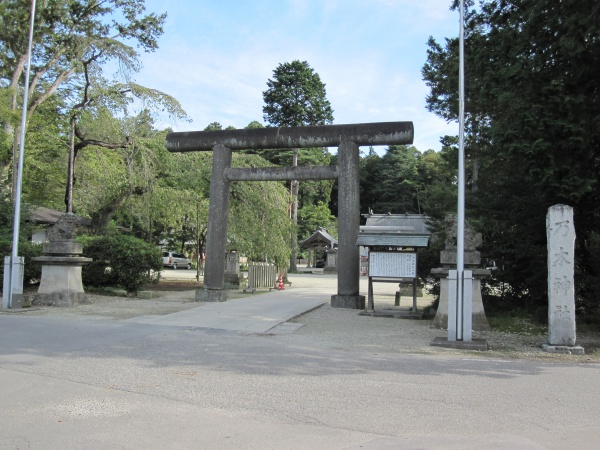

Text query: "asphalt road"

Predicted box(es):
[1, 304, 599, 449]
[2, 272, 600, 448]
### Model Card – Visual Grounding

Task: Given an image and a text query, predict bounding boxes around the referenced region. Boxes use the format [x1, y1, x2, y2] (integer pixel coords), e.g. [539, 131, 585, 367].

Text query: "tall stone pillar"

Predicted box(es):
[543, 204, 584, 354]
[197, 144, 232, 302]
[331, 140, 365, 309]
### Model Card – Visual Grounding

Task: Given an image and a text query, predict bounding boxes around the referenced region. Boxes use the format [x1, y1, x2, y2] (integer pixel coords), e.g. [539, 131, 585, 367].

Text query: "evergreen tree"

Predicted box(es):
[422, 0, 600, 311]
[262, 60, 334, 271]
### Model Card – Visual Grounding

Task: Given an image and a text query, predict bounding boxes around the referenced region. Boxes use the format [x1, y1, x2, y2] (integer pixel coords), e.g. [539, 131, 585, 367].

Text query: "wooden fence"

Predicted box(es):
[247, 262, 277, 289]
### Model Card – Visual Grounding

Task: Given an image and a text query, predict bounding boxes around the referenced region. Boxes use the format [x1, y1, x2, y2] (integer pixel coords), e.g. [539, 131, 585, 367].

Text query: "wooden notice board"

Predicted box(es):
[368, 252, 417, 278]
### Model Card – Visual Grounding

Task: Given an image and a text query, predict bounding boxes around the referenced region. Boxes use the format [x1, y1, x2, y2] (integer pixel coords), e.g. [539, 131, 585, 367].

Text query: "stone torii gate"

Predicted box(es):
[165, 121, 413, 308]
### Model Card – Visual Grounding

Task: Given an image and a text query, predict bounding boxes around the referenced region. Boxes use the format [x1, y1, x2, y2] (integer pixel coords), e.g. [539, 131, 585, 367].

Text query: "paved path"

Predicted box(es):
[131, 272, 421, 333]
[126, 287, 329, 333]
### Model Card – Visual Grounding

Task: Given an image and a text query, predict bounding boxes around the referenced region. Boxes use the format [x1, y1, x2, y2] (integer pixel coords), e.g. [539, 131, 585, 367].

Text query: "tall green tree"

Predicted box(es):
[422, 0, 600, 311]
[263, 60, 334, 127]
[0, 0, 166, 198]
[262, 60, 334, 271]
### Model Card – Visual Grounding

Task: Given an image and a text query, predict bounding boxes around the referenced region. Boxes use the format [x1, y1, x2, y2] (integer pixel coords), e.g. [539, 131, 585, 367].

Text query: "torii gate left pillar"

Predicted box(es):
[166, 121, 414, 307]
[201, 143, 232, 302]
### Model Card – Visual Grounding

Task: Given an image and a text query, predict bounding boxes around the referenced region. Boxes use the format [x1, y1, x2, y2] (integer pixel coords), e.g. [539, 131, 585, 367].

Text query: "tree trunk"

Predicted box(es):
[90, 190, 130, 232]
[10, 128, 21, 203]
[65, 117, 76, 212]
[472, 158, 480, 192]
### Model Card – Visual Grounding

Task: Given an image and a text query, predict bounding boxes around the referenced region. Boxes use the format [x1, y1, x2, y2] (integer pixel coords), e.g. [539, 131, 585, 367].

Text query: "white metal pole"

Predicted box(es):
[456, 0, 466, 339]
[7, 0, 37, 308]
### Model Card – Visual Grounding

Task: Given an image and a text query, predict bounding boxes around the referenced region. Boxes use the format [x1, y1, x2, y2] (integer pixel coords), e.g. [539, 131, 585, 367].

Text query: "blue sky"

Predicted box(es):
[134, 0, 459, 152]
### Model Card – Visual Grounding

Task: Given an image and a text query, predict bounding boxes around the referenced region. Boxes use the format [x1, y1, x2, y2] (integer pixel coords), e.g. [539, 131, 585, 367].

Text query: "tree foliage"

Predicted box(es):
[359, 145, 456, 219]
[261, 59, 335, 207]
[297, 201, 337, 242]
[228, 154, 294, 265]
[422, 0, 600, 311]
[0, 0, 169, 194]
[262, 60, 333, 127]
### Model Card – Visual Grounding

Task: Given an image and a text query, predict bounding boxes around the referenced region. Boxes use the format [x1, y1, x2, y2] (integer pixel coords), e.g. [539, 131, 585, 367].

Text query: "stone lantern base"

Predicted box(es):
[32, 256, 92, 307]
[430, 268, 491, 331]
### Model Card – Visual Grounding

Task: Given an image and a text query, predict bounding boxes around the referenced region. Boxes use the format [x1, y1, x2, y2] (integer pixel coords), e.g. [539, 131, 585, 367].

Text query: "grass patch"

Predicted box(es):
[488, 313, 547, 335]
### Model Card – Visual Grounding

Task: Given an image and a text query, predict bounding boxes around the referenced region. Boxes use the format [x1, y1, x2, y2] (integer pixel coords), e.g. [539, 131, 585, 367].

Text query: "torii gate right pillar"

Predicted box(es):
[331, 140, 365, 309]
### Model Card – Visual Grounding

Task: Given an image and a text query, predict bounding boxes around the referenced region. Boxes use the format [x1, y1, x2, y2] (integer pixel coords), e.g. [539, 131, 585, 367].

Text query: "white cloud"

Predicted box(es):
[138, 0, 458, 150]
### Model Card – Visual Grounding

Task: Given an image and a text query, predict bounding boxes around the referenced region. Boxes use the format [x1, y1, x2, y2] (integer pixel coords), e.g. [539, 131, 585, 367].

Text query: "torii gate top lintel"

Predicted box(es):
[166, 121, 414, 152]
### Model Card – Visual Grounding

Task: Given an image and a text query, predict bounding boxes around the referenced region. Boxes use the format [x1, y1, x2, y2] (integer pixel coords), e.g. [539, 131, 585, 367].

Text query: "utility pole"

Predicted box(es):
[448, 0, 473, 342]
[3, 0, 36, 309]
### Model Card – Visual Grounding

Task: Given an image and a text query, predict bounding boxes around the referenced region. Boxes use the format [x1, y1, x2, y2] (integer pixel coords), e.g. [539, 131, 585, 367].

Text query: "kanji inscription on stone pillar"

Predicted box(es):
[546, 205, 576, 346]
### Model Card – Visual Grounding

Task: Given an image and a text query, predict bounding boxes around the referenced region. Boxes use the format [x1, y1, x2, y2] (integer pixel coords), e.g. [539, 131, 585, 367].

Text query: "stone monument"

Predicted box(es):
[32, 213, 92, 306]
[431, 215, 491, 330]
[324, 249, 338, 273]
[542, 205, 584, 354]
[223, 251, 241, 289]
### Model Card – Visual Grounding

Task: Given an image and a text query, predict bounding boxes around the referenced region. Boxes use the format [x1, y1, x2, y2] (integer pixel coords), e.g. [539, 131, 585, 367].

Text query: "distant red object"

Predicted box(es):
[277, 273, 285, 290]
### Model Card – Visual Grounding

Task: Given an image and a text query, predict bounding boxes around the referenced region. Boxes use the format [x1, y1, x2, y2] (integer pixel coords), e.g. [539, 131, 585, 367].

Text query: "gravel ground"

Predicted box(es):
[6, 272, 599, 364]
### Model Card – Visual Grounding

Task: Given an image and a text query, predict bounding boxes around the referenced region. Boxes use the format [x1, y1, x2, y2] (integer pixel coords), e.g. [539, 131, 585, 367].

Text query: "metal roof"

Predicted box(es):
[355, 235, 430, 247]
[363, 213, 431, 234]
[356, 213, 432, 248]
[299, 227, 337, 249]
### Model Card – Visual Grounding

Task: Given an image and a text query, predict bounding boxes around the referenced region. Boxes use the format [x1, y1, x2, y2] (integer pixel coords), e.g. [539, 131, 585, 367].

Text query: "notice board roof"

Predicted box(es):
[356, 213, 431, 248]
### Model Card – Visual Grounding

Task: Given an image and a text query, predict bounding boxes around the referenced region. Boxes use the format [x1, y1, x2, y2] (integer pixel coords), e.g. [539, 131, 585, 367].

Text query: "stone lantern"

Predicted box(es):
[32, 213, 92, 306]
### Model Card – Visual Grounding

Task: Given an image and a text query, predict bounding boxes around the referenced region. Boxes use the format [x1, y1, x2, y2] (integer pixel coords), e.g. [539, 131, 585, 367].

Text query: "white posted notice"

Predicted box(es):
[369, 252, 416, 278]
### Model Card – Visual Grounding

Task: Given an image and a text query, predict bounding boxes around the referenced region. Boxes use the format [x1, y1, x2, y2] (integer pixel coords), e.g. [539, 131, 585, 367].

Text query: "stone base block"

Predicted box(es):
[360, 309, 424, 320]
[430, 312, 491, 331]
[541, 344, 585, 355]
[1, 293, 24, 310]
[440, 250, 481, 266]
[330, 294, 365, 309]
[42, 241, 83, 255]
[431, 337, 488, 351]
[196, 289, 228, 302]
[33, 291, 89, 307]
[224, 273, 240, 289]
[430, 274, 491, 331]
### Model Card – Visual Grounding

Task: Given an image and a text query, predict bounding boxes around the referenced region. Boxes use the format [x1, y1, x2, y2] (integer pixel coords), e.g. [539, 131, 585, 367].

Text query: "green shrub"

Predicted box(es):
[81, 233, 162, 294]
